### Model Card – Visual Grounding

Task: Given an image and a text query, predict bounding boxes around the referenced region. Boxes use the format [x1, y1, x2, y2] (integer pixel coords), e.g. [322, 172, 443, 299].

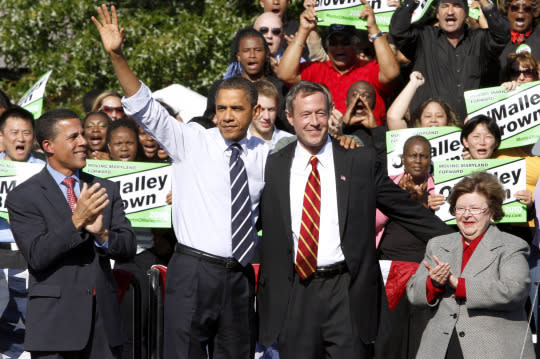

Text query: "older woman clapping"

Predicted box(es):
[407, 172, 535, 359]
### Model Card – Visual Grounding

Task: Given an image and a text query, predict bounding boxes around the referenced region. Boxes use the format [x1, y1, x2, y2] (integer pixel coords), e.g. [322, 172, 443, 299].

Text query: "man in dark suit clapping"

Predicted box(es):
[6, 109, 136, 359]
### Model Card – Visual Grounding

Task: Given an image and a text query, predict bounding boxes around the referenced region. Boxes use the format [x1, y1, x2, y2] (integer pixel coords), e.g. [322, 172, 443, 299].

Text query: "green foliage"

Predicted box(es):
[0, 0, 264, 116]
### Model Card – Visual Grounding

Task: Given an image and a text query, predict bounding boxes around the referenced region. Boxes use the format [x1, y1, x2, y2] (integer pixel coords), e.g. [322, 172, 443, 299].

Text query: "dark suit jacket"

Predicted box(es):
[257, 139, 452, 347]
[6, 168, 136, 352]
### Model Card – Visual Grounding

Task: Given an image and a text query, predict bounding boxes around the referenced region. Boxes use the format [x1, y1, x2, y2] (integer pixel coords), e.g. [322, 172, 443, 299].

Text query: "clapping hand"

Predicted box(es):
[424, 255, 450, 288]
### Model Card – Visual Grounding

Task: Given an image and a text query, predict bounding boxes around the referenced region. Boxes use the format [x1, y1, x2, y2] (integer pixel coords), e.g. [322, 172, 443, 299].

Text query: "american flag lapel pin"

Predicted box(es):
[340, 175, 346, 181]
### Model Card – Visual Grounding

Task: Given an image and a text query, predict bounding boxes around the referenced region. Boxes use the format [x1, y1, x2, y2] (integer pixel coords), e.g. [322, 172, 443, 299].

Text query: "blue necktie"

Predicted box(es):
[229, 144, 255, 266]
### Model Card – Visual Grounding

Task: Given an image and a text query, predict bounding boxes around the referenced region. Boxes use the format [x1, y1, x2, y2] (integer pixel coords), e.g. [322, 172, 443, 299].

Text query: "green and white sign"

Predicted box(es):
[83, 160, 172, 228]
[17, 70, 53, 120]
[464, 81, 540, 150]
[433, 158, 527, 224]
[315, 0, 434, 32]
[386, 126, 463, 176]
[0, 161, 44, 221]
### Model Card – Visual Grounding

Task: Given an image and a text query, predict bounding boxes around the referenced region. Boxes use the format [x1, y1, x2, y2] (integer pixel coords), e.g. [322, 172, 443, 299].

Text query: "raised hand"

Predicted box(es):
[409, 71, 425, 88]
[91, 4, 125, 55]
[299, 7, 318, 35]
[359, 0, 379, 34]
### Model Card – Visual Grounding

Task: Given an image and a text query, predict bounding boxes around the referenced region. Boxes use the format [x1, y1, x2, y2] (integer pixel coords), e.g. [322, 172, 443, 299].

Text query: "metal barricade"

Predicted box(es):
[147, 265, 167, 359]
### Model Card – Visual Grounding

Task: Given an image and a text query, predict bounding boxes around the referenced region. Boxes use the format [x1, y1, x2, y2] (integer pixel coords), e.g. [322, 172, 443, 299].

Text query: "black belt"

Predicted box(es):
[311, 261, 348, 279]
[175, 243, 242, 269]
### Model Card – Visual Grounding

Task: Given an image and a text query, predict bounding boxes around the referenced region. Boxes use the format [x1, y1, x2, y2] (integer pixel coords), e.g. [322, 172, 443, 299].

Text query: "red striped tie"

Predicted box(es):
[295, 156, 321, 280]
[62, 177, 77, 213]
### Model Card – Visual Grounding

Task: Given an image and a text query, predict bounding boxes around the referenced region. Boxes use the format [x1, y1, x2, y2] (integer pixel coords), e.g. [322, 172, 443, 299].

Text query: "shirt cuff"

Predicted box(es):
[95, 239, 109, 249]
[426, 277, 445, 303]
[455, 277, 466, 299]
[121, 81, 150, 117]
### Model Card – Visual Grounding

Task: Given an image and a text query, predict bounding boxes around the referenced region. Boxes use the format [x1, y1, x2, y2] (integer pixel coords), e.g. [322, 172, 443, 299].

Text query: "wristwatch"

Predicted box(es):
[368, 31, 385, 43]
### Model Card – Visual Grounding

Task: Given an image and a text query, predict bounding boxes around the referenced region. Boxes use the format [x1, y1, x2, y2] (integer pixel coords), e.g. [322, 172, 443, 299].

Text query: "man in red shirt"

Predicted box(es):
[276, 0, 399, 125]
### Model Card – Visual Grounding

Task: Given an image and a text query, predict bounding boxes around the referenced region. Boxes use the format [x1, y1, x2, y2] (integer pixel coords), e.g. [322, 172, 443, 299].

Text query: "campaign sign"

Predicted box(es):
[315, 0, 433, 32]
[433, 158, 527, 224]
[17, 71, 53, 120]
[83, 160, 172, 228]
[0, 161, 44, 221]
[386, 127, 463, 176]
[465, 81, 540, 150]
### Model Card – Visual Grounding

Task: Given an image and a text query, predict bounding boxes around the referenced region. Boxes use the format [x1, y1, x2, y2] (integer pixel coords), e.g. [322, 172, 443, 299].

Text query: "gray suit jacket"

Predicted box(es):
[407, 225, 535, 359]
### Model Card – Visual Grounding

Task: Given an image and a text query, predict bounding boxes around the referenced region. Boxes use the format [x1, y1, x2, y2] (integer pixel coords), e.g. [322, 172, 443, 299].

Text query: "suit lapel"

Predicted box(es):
[462, 226, 502, 277]
[439, 234, 463, 274]
[332, 141, 351, 238]
[274, 143, 295, 249]
[38, 168, 74, 219]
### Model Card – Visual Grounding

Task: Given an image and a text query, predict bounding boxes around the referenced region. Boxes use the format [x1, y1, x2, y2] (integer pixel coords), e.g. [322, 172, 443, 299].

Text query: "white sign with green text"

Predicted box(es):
[83, 160, 172, 228]
[433, 158, 527, 224]
[386, 127, 463, 176]
[0, 161, 44, 220]
[17, 70, 53, 120]
[464, 81, 540, 150]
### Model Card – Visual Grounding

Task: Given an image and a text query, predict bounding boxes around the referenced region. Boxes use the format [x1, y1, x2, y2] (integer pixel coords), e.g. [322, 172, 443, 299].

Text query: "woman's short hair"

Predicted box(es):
[503, 52, 540, 82]
[448, 172, 505, 221]
[82, 111, 112, 128]
[91, 90, 123, 112]
[460, 115, 501, 150]
[412, 98, 460, 128]
[106, 118, 139, 144]
[403, 135, 432, 159]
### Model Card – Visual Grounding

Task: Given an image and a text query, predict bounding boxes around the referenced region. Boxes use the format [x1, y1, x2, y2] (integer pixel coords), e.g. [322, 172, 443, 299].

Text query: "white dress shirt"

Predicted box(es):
[122, 83, 269, 257]
[289, 137, 344, 266]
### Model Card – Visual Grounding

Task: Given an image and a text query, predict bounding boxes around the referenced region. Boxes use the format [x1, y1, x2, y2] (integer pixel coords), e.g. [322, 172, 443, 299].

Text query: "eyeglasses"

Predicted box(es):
[455, 207, 488, 215]
[510, 4, 533, 12]
[328, 38, 353, 47]
[511, 68, 535, 78]
[101, 105, 124, 114]
[258, 27, 282, 36]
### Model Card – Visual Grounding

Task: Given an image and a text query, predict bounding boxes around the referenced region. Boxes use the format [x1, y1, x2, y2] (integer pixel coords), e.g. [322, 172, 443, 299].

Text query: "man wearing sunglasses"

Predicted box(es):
[254, 12, 284, 58]
[390, 0, 510, 125]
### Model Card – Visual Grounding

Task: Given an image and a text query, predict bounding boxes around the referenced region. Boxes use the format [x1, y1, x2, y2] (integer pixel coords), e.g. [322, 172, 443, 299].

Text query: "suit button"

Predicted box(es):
[459, 331, 465, 337]
[452, 314, 457, 319]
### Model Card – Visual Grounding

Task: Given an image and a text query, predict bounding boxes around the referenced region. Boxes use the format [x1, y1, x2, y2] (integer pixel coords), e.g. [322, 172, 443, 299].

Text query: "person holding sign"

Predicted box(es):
[390, 0, 510, 124]
[0, 106, 46, 245]
[386, 71, 460, 130]
[407, 172, 535, 359]
[460, 115, 533, 207]
[6, 109, 136, 359]
[93, 5, 269, 358]
[276, 0, 399, 125]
